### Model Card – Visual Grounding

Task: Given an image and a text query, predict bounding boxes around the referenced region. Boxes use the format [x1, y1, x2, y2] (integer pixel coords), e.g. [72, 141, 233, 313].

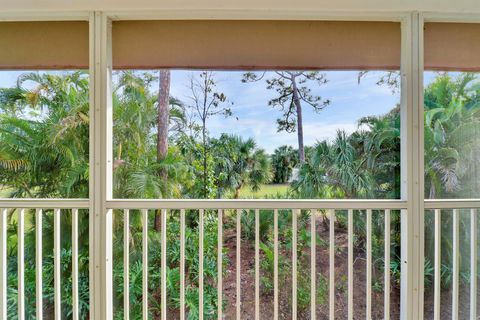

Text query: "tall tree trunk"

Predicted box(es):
[157, 70, 171, 161]
[155, 69, 170, 231]
[292, 77, 305, 163]
[234, 182, 243, 199]
[202, 74, 209, 199]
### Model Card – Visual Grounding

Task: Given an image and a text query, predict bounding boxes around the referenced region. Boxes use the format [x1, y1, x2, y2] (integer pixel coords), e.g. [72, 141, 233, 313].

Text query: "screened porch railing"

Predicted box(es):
[0, 199, 89, 320]
[424, 200, 480, 320]
[0, 198, 478, 319]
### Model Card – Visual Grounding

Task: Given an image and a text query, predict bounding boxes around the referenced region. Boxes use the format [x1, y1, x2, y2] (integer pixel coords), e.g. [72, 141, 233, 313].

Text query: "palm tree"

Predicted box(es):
[423, 73, 480, 199]
[422, 73, 480, 295]
[211, 134, 271, 198]
[355, 106, 401, 199]
[0, 71, 91, 318]
[112, 71, 188, 200]
[271, 145, 298, 183]
[292, 130, 376, 199]
[0, 71, 89, 198]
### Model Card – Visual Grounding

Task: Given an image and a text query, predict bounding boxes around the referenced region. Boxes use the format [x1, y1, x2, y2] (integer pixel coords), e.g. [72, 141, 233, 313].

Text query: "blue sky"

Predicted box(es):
[1, 70, 439, 154]
[170, 70, 401, 153]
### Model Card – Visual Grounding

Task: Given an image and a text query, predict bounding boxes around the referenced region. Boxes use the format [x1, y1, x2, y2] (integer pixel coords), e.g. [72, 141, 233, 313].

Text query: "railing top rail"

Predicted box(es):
[106, 199, 408, 210]
[2, 198, 478, 210]
[0, 199, 89, 208]
[424, 199, 480, 209]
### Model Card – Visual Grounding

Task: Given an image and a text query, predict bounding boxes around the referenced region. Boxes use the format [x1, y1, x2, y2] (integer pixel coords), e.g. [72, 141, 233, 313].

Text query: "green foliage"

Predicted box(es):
[255, 210, 331, 311]
[292, 112, 400, 199]
[0, 71, 89, 198]
[422, 73, 480, 293]
[210, 134, 271, 198]
[111, 210, 225, 319]
[7, 239, 90, 319]
[2, 70, 480, 318]
[271, 145, 298, 183]
[424, 73, 480, 199]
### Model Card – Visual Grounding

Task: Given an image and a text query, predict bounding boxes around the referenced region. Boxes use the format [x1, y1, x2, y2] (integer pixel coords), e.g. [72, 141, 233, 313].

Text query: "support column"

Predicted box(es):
[90, 11, 113, 320]
[400, 12, 424, 320]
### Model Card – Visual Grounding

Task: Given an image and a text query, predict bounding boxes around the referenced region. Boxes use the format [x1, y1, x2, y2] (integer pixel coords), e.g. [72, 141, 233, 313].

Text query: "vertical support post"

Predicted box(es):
[400, 12, 424, 320]
[384, 209, 391, 320]
[366, 209, 372, 320]
[91, 11, 113, 320]
[329, 209, 335, 320]
[434, 209, 441, 320]
[255, 209, 260, 320]
[18, 208, 25, 320]
[292, 209, 298, 320]
[347, 209, 353, 320]
[0, 208, 6, 320]
[72, 208, 79, 320]
[104, 205, 113, 320]
[36, 208, 43, 320]
[142, 209, 148, 320]
[236, 209, 242, 320]
[274, 209, 279, 320]
[416, 14, 426, 320]
[471, 209, 477, 320]
[180, 209, 186, 320]
[88, 11, 98, 320]
[102, 11, 114, 320]
[310, 210, 316, 320]
[217, 209, 223, 320]
[452, 209, 460, 320]
[124, 209, 130, 320]
[199, 209, 204, 320]
[54, 208, 61, 320]
[161, 209, 167, 320]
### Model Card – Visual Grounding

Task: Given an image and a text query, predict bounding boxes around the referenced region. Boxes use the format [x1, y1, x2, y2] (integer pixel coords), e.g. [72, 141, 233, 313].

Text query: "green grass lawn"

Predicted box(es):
[0, 183, 290, 199]
[238, 183, 289, 198]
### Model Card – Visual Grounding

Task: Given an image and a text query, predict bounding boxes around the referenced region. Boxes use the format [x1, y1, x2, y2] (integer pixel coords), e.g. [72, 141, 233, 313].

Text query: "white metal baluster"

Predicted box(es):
[311, 210, 316, 320]
[236, 209, 241, 320]
[255, 209, 260, 320]
[292, 209, 298, 320]
[199, 209, 204, 320]
[36, 208, 43, 320]
[54, 208, 60, 320]
[180, 209, 185, 320]
[18, 208, 25, 320]
[218, 209, 223, 320]
[0, 208, 7, 320]
[124, 209, 130, 320]
[366, 209, 372, 320]
[274, 209, 278, 320]
[329, 210, 335, 320]
[142, 209, 148, 320]
[104, 208, 113, 320]
[471, 208, 477, 320]
[452, 209, 460, 320]
[348, 209, 353, 320]
[384, 209, 391, 320]
[434, 209, 441, 320]
[72, 208, 79, 320]
[161, 209, 167, 320]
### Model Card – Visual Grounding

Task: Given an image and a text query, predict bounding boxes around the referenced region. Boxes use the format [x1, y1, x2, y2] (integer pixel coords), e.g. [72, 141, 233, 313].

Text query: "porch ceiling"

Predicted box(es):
[1, 0, 480, 14]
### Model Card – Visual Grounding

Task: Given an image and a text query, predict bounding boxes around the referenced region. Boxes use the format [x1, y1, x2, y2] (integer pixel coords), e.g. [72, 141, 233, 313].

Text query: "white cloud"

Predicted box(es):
[168, 69, 398, 154]
[206, 115, 358, 154]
